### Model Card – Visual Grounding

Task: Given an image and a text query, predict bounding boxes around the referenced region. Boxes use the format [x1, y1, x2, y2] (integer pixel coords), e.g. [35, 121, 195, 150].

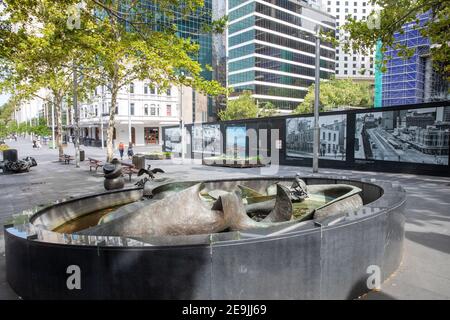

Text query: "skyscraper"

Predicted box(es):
[322, 0, 376, 80]
[227, 0, 336, 111]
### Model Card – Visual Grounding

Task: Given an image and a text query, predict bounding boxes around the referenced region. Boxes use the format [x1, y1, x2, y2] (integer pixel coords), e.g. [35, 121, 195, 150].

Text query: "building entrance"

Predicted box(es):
[145, 127, 159, 144]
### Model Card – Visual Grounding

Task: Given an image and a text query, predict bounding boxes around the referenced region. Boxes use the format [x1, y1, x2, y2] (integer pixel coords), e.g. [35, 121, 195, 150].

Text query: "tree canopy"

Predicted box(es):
[334, 0, 449, 79]
[295, 79, 374, 114]
[219, 91, 259, 121]
[219, 91, 279, 120]
[0, 0, 227, 160]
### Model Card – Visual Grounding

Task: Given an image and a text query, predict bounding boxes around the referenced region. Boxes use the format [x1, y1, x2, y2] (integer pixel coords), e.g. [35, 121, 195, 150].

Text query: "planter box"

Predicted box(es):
[202, 157, 266, 168]
[145, 154, 165, 160]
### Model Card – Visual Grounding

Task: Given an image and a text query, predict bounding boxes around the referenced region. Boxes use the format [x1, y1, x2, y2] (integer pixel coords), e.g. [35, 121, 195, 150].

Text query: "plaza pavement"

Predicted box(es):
[1, 138, 449, 300]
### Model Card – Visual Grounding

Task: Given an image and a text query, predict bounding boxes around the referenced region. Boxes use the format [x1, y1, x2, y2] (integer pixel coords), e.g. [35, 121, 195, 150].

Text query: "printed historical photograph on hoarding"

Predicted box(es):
[286, 115, 347, 161]
[192, 125, 203, 153]
[203, 124, 221, 155]
[355, 107, 450, 165]
[164, 127, 182, 153]
[226, 126, 246, 158]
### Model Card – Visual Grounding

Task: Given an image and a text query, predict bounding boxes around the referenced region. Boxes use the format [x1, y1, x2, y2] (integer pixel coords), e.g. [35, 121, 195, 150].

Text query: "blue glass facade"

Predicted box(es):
[381, 12, 431, 107]
[140, 0, 213, 80]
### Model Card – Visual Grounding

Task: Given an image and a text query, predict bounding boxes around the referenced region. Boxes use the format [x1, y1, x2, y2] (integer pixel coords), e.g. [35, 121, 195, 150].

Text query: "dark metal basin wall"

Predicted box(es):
[4, 177, 406, 300]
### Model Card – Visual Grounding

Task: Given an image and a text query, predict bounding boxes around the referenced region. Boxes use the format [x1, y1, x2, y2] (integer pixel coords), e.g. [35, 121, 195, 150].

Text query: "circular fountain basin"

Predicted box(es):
[3, 176, 406, 299]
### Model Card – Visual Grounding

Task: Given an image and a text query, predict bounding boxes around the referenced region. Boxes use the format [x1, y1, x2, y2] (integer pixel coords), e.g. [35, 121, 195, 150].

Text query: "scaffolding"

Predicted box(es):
[382, 12, 433, 107]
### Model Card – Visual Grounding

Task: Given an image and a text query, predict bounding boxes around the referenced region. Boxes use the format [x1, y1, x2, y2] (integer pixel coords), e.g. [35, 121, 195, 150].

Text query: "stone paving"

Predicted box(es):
[1, 138, 450, 300]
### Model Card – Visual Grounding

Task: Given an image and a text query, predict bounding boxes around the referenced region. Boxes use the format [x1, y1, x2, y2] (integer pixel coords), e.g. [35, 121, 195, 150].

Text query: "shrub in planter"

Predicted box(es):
[163, 152, 172, 159]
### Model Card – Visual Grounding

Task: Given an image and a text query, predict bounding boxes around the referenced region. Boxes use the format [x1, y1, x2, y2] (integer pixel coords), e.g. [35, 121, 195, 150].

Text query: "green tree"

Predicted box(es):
[76, 1, 227, 161]
[0, 1, 97, 157]
[332, 0, 449, 79]
[258, 101, 277, 118]
[1, 1, 226, 161]
[295, 79, 373, 114]
[219, 91, 259, 120]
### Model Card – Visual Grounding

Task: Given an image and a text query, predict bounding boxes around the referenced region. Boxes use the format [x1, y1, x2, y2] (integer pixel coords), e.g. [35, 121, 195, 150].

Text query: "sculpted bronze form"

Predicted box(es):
[78, 177, 363, 239]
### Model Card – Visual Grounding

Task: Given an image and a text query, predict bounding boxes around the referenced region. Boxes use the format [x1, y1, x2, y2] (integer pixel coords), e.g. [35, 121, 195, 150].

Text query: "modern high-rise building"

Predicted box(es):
[227, 0, 336, 112]
[141, 0, 223, 122]
[322, 0, 376, 80]
[381, 11, 449, 107]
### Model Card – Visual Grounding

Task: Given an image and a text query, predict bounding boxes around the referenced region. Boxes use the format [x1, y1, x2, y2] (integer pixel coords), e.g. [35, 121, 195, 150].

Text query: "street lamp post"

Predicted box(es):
[51, 98, 55, 149]
[179, 84, 184, 160]
[100, 85, 105, 150]
[73, 62, 80, 168]
[312, 26, 321, 174]
[128, 85, 132, 145]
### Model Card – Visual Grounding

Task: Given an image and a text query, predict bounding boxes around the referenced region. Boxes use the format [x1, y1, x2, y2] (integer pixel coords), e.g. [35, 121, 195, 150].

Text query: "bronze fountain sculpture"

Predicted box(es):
[78, 175, 363, 239]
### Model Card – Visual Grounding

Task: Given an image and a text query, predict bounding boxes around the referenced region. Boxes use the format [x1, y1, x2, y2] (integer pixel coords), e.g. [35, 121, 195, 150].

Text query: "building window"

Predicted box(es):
[144, 85, 148, 94]
[166, 105, 171, 116]
[144, 104, 148, 115]
[130, 83, 134, 94]
[114, 105, 118, 114]
[150, 86, 156, 94]
[166, 88, 171, 96]
[130, 103, 135, 115]
[150, 105, 156, 116]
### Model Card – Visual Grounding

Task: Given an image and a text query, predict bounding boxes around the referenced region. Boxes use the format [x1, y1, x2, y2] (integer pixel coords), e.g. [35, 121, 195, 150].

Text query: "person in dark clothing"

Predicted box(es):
[127, 142, 134, 159]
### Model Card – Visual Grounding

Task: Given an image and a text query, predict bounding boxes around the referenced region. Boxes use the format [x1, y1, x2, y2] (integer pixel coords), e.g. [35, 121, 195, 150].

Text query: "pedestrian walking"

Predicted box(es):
[127, 142, 134, 160]
[118, 141, 125, 160]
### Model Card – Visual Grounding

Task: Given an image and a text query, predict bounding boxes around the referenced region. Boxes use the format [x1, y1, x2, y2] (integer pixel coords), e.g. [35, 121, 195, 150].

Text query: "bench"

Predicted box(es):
[88, 158, 104, 172]
[121, 162, 140, 181]
[59, 154, 74, 164]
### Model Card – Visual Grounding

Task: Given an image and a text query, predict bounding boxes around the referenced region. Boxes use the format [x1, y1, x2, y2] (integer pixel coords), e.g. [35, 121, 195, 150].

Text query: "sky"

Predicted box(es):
[0, 93, 11, 106]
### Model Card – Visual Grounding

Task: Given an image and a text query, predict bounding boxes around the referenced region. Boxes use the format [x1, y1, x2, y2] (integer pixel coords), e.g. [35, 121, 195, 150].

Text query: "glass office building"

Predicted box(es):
[140, 0, 213, 81]
[227, 0, 336, 111]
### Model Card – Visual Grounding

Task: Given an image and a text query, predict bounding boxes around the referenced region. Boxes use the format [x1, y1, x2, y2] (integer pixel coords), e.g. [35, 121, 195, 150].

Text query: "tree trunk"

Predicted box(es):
[106, 85, 118, 162]
[54, 94, 64, 158]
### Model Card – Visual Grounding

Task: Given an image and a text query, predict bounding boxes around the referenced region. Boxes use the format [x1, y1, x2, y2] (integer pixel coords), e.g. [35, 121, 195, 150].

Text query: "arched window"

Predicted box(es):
[144, 104, 149, 115]
[129, 82, 134, 94]
[150, 104, 156, 116]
